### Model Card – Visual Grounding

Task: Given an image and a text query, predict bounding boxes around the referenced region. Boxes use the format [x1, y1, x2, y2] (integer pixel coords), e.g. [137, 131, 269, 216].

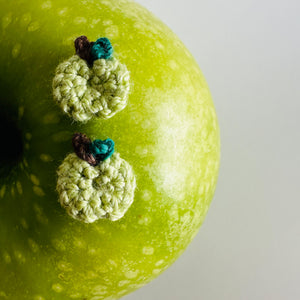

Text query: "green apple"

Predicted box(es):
[0, 0, 220, 299]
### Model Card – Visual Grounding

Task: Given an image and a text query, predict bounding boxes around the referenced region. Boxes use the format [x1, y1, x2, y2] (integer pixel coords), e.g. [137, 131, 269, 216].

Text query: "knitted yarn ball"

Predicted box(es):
[52, 55, 130, 122]
[56, 152, 136, 223]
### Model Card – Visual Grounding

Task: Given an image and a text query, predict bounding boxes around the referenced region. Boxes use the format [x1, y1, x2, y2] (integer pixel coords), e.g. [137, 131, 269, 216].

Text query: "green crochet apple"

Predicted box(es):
[0, 0, 220, 299]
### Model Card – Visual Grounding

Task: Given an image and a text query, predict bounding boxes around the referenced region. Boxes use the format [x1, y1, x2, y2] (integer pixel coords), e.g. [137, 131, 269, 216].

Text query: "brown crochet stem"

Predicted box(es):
[72, 133, 97, 166]
[74, 36, 94, 66]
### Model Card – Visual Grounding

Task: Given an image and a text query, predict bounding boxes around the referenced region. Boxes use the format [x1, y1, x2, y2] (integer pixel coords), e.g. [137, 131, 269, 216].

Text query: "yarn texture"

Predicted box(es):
[89, 138, 114, 163]
[56, 152, 136, 223]
[91, 37, 113, 61]
[52, 55, 130, 122]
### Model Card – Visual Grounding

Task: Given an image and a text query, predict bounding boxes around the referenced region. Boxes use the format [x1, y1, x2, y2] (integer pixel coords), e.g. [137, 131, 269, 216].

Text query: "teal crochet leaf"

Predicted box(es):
[89, 138, 115, 162]
[90, 37, 113, 61]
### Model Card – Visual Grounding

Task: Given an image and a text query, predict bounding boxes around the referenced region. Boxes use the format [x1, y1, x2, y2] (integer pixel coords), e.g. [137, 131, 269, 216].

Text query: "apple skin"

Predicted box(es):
[0, 0, 220, 299]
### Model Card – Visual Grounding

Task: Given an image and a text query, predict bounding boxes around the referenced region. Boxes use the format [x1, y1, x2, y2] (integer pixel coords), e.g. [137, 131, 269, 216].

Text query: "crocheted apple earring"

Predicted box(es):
[56, 133, 136, 223]
[52, 36, 130, 122]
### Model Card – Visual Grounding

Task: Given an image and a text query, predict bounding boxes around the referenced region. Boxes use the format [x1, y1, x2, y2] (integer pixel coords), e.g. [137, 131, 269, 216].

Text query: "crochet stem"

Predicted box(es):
[74, 36, 94, 66]
[74, 36, 113, 66]
[72, 133, 115, 166]
[72, 133, 97, 166]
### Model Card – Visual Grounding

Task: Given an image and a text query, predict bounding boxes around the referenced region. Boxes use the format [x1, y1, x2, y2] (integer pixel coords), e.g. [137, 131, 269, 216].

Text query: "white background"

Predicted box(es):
[125, 0, 300, 299]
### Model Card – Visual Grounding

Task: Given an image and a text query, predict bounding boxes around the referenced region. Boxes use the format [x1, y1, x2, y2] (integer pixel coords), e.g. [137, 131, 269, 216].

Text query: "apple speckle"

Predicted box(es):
[183, 46, 193, 59]
[152, 269, 161, 275]
[155, 41, 164, 49]
[16, 181, 23, 194]
[33, 204, 48, 224]
[57, 7, 68, 16]
[30, 174, 40, 186]
[155, 259, 164, 267]
[2, 13, 12, 30]
[57, 260, 73, 272]
[33, 186, 45, 197]
[20, 218, 28, 229]
[69, 293, 81, 299]
[74, 16, 87, 25]
[142, 246, 154, 255]
[20, 13, 31, 27]
[168, 205, 179, 220]
[135, 145, 148, 157]
[120, 224, 127, 230]
[102, 19, 113, 26]
[11, 43, 21, 58]
[25, 133, 32, 140]
[107, 259, 117, 268]
[14, 250, 26, 263]
[88, 248, 97, 255]
[124, 270, 139, 279]
[18, 105, 24, 119]
[90, 296, 105, 300]
[11, 186, 15, 197]
[41, 1, 52, 10]
[138, 214, 151, 225]
[3, 251, 11, 264]
[52, 283, 64, 293]
[90, 18, 101, 28]
[0, 291, 8, 298]
[169, 60, 178, 70]
[52, 131, 72, 142]
[51, 239, 66, 252]
[92, 285, 108, 295]
[102, 296, 117, 300]
[0, 185, 6, 198]
[94, 226, 106, 235]
[28, 21, 40, 32]
[28, 238, 39, 253]
[39, 153, 53, 162]
[23, 158, 29, 168]
[118, 280, 130, 287]
[43, 112, 60, 124]
[73, 238, 86, 249]
[117, 290, 128, 297]
[105, 25, 119, 38]
[87, 270, 98, 279]
[141, 189, 152, 201]
[34, 295, 45, 300]
[127, 283, 144, 290]
[61, 34, 77, 46]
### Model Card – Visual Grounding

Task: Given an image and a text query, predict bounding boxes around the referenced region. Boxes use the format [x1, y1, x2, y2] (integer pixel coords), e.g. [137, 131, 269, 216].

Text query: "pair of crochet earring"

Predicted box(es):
[53, 36, 136, 224]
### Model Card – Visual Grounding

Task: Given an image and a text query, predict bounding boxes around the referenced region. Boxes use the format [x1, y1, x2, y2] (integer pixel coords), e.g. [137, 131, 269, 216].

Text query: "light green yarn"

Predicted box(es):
[56, 152, 136, 223]
[52, 55, 130, 122]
